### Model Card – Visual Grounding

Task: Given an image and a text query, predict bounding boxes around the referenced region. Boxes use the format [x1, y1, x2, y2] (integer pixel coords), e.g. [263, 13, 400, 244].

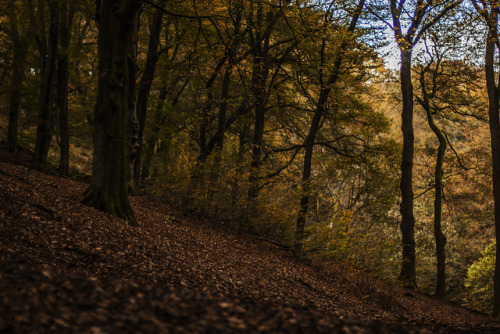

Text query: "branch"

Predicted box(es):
[265, 145, 302, 179]
[442, 130, 472, 171]
[144, 0, 225, 20]
[414, 185, 435, 200]
[414, 0, 461, 45]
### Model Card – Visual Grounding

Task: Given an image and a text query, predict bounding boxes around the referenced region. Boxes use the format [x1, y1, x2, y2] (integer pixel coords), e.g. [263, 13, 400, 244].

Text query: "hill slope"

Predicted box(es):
[0, 156, 499, 333]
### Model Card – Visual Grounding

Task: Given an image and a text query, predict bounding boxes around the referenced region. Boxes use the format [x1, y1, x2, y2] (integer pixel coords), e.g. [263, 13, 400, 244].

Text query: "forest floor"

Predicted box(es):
[1, 147, 499, 333]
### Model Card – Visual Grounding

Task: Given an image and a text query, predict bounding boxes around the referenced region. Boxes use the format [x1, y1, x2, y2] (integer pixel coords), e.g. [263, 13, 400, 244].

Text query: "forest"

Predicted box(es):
[1, 0, 500, 321]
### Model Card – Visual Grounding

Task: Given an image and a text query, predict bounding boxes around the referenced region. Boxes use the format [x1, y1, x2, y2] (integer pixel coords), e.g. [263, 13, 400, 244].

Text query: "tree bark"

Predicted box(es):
[483, 8, 500, 316]
[6, 13, 30, 153]
[430, 113, 447, 298]
[215, 1, 242, 154]
[141, 84, 168, 181]
[399, 47, 417, 287]
[56, 1, 75, 176]
[246, 1, 273, 230]
[81, 0, 141, 225]
[7, 64, 26, 153]
[133, 0, 165, 187]
[32, 0, 59, 169]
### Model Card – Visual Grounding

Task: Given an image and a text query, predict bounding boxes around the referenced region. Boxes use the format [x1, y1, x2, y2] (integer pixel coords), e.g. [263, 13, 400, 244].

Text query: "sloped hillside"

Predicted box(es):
[0, 153, 499, 333]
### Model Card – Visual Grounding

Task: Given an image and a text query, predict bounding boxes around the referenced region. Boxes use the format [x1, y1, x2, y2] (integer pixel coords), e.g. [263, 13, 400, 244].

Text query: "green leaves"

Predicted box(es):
[465, 241, 496, 313]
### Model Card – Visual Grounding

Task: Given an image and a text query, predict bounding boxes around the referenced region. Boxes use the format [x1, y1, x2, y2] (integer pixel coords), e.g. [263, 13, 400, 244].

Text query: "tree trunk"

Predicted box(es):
[294, 104, 323, 255]
[56, 1, 75, 176]
[81, 0, 140, 225]
[246, 90, 266, 230]
[484, 14, 500, 317]
[32, 0, 59, 169]
[294, 0, 365, 255]
[421, 100, 447, 298]
[399, 47, 416, 288]
[141, 84, 167, 181]
[133, 0, 165, 188]
[7, 44, 29, 153]
[215, 1, 242, 155]
[209, 66, 233, 216]
[216, 64, 232, 152]
[246, 3, 271, 231]
[6, 5, 31, 153]
[126, 11, 140, 193]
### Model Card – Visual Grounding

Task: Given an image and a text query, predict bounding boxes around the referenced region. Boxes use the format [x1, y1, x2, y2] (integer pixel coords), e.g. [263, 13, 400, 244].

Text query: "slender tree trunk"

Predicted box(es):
[216, 65, 232, 152]
[56, 1, 75, 176]
[6, 5, 31, 153]
[484, 15, 500, 317]
[215, 1, 242, 155]
[399, 48, 417, 288]
[209, 66, 233, 216]
[81, 0, 140, 225]
[246, 89, 266, 230]
[141, 84, 168, 181]
[127, 11, 140, 192]
[231, 126, 249, 212]
[7, 47, 28, 153]
[245, 1, 269, 231]
[294, 104, 323, 255]
[32, 0, 59, 169]
[134, 0, 165, 187]
[422, 101, 447, 297]
[294, 0, 365, 255]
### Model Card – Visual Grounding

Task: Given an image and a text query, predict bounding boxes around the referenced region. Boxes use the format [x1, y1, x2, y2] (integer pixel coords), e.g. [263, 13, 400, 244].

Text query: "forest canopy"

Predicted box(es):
[0, 0, 499, 316]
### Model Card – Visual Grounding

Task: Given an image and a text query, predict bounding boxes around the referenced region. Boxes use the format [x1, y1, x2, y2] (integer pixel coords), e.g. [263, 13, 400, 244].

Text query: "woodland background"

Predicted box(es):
[0, 0, 497, 315]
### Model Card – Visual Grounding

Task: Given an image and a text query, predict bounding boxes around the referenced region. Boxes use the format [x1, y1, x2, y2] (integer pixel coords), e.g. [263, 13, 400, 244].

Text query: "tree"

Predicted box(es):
[133, 0, 165, 188]
[471, 0, 500, 317]
[56, 0, 76, 176]
[32, 0, 59, 169]
[294, 0, 366, 255]
[414, 51, 449, 298]
[245, 0, 293, 230]
[81, 0, 141, 225]
[385, 0, 459, 288]
[4, 0, 32, 153]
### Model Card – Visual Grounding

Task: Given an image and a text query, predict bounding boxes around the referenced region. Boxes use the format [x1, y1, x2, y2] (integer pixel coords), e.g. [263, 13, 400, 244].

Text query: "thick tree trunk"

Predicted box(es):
[399, 48, 416, 288]
[32, 0, 59, 169]
[133, 0, 164, 187]
[484, 18, 500, 317]
[81, 0, 140, 225]
[56, 1, 75, 176]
